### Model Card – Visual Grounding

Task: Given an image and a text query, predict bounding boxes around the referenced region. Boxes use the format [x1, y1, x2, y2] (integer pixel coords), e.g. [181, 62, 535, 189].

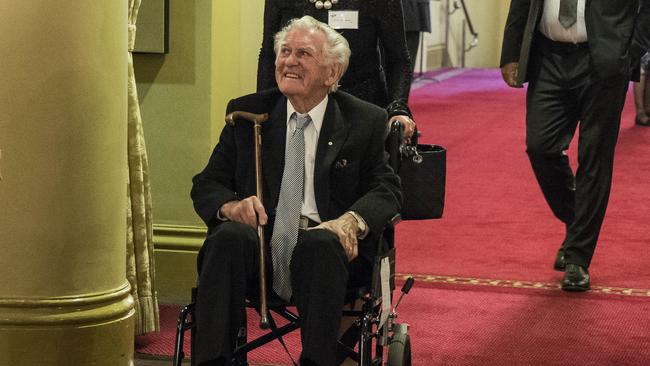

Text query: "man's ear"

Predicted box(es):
[324, 64, 341, 88]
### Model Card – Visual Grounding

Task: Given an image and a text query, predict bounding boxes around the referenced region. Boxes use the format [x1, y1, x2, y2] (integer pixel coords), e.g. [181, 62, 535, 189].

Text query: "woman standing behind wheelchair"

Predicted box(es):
[257, 0, 417, 140]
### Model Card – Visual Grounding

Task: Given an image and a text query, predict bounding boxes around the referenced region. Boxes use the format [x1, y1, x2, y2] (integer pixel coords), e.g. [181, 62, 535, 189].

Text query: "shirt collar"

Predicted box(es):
[286, 95, 327, 134]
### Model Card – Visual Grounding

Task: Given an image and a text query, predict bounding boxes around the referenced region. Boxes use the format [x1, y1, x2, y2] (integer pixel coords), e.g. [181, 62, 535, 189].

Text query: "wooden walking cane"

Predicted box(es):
[225, 111, 271, 329]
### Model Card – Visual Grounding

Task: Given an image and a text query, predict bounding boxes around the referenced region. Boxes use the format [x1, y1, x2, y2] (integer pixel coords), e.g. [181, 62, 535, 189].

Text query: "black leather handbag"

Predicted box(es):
[388, 122, 446, 220]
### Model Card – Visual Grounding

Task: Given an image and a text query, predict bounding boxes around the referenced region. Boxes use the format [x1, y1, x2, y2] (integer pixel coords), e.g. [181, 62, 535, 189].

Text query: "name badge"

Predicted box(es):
[328, 10, 359, 29]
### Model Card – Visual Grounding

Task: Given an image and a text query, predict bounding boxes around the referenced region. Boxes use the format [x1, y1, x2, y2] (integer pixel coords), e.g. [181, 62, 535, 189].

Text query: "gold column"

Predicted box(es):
[0, 1, 134, 365]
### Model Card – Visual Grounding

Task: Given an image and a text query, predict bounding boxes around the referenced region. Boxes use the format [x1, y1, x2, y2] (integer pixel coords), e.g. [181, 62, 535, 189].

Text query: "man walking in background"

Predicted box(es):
[500, 0, 650, 291]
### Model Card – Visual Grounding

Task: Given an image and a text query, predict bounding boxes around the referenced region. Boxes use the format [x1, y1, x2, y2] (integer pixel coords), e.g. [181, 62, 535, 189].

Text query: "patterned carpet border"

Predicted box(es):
[396, 273, 650, 298]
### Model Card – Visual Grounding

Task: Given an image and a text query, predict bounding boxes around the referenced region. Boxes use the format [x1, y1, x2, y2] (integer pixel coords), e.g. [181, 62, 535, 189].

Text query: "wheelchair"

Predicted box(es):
[173, 122, 415, 366]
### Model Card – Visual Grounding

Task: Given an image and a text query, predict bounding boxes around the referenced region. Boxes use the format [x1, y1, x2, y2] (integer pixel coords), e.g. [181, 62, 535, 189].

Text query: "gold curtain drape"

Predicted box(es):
[127, 0, 159, 335]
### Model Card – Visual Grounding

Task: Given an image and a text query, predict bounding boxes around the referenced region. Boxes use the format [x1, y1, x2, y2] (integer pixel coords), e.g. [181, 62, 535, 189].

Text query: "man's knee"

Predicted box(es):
[198, 222, 256, 272]
[210, 221, 256, 242]
[525, 141, 567, 163]
[294, 229, 347, 264]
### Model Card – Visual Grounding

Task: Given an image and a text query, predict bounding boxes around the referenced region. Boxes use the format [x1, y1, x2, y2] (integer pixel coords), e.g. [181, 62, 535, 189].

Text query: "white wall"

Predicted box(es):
[415, 0, 511, 70]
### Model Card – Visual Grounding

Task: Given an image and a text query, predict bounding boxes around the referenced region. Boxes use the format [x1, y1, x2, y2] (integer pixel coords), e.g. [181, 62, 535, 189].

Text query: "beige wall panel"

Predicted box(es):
[239, 0, 266, 95]
[134, 0, 264, 229]
[424, 0, 511, 68]
[212, 0, 265, 143]
[446, 0, 510, 67]
[144, 1, 265, 302]
[134, 0, 214, 227]
[155, 249, 200, 304]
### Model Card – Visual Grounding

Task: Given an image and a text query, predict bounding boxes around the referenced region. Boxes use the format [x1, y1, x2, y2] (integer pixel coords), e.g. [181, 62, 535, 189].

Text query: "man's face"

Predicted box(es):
[275, 27, 337, 108]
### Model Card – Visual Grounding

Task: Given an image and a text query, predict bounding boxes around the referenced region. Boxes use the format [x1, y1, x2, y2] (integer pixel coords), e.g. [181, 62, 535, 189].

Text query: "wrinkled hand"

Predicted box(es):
[501, 62, 522, 88]
[388, 115, 416, 143]
[311, 213, 359, 261]
[220, 196, 268, 228]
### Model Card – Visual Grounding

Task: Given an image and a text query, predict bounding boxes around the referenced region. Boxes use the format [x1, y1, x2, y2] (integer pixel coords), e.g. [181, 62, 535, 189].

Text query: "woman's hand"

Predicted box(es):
[388, 115, 416, 142]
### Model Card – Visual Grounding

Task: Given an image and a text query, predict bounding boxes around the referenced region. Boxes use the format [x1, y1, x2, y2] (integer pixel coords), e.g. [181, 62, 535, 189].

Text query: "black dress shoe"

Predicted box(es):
[636, 113, 650, 126]
[553, 247, 566, 272]
[562, 264, 590, 292]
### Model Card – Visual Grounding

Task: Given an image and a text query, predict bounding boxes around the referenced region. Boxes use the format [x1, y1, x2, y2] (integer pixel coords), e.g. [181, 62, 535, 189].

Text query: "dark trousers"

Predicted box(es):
[525, 38, 629, 268]
[194, 221, 351, 366]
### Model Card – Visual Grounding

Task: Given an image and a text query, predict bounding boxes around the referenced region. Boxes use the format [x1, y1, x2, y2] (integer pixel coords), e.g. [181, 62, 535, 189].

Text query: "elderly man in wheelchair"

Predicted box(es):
[182, 16, 413, 366]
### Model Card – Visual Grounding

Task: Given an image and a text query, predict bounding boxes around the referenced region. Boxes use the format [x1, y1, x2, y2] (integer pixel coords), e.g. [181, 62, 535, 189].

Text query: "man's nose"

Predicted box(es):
[285, 52, 299, 65]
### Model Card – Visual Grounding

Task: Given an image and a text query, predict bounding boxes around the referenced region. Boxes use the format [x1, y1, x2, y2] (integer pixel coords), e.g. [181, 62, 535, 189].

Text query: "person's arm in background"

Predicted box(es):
[378, 0, 416, 139]
[257, 0, 281, 92]
[500, 0, 531, 88]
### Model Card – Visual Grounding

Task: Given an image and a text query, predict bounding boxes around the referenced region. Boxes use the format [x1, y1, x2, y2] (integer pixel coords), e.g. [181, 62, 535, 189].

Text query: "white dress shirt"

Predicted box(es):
[286, 97, 328, 224]
[538, 0, 588, 44]
[216, 97, 327, 224]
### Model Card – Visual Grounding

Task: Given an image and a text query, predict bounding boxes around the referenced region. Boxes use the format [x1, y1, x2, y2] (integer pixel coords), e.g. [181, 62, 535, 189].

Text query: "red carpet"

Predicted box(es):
[140, 286, 650, 365]
[398, 68, 650, 289]
[400, 285, 650, 365]
[136, 69, 650, 364]
[136, 304, 302, 365]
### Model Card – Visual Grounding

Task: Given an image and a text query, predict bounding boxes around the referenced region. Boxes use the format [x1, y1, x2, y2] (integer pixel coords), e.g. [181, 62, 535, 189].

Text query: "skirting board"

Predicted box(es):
[153, 224, 206, 304]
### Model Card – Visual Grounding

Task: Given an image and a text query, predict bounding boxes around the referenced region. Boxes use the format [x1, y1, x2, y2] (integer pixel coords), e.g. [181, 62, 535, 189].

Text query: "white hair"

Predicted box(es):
[273, 15, 351, 93]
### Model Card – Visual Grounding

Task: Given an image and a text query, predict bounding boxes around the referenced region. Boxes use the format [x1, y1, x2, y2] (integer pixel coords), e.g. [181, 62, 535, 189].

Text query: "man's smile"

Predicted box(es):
[283, 72, 302, 79]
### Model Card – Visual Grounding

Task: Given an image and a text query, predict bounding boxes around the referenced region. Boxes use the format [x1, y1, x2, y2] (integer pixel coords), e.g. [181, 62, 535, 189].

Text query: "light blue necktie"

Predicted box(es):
[271, 113, 311, 301]
[559, 0, 578, 29]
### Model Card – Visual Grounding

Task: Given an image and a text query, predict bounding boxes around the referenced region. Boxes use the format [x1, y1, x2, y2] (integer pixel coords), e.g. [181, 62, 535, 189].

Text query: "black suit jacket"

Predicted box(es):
[191, 89, 402, 260]
[500, 0, 650, 85]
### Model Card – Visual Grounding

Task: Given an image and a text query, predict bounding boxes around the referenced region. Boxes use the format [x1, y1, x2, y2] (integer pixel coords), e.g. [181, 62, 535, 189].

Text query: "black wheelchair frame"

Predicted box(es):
[173, 122, 415, 366]
[173, 246, 414, 366]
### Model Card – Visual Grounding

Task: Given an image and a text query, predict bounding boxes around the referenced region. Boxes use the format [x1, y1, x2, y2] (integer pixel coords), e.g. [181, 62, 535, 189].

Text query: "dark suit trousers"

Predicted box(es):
[194, 222, 259, 366]
[194, 222, 350, 366]
[525, 40, 629, 268]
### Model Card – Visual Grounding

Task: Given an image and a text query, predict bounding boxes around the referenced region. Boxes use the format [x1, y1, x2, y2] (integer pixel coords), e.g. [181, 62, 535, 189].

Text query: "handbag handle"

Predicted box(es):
[401, 126, 423, 163]
[388, 120, 405, 171]
[389, 121, 423, 164]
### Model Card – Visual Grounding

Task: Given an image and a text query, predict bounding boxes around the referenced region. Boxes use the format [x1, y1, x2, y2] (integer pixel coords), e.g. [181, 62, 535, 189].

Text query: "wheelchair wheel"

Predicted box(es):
[387, 332, 411, 366]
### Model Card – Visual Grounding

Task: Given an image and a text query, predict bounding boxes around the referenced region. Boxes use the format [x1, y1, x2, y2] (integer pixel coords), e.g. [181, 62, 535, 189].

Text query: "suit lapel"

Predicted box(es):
[263, 96, 287, 211]
[314, 95, 349, 219]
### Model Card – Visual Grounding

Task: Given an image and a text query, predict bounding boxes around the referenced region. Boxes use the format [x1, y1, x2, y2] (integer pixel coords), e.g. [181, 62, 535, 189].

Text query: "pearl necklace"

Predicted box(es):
[309, 0, 338, 10]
